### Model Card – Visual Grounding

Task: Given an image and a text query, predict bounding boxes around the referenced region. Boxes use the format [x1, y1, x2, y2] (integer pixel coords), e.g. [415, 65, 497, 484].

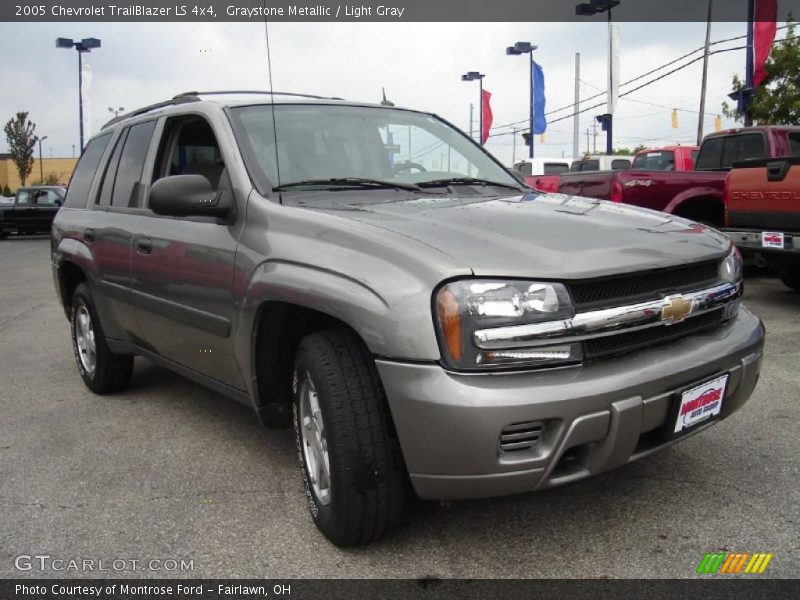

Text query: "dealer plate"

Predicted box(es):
[762, 231, 785, 249]
[674, 374, 728, 434]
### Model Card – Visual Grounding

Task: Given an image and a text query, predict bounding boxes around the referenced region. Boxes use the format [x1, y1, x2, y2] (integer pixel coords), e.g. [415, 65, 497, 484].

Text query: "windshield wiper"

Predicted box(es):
[416, 177, 523, 191]
[273, 177, 424, 192]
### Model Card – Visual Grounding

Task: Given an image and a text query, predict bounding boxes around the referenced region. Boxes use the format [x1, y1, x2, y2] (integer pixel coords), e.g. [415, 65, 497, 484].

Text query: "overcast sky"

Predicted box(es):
[0, 20, 776, 165]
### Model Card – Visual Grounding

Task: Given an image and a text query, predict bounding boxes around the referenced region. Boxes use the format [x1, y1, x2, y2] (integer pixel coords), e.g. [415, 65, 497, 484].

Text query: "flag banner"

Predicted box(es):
[754, 0, 778, 87]
[608, 24, 620, 114]
[81, 60, 93, 142]
[481, 89, 493, 145]
[532, 62, 547, 135]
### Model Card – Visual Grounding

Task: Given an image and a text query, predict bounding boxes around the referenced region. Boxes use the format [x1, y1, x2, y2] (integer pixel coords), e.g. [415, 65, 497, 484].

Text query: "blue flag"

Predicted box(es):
[532, 61, 547, 135]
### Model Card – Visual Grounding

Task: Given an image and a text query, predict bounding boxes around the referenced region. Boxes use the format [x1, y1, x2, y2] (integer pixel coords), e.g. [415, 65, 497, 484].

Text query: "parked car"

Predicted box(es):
[52, 91, 763, 546]
[723, 155, 800, 291]
[0, 186, 66, 238]
[555, 127, 800, 227]
[524, 155, 631, 192]
[632, 146, 698, 171]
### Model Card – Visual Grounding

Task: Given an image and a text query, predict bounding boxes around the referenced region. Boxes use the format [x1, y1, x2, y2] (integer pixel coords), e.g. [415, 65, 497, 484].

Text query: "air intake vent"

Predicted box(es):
[499, 421, 544, 452]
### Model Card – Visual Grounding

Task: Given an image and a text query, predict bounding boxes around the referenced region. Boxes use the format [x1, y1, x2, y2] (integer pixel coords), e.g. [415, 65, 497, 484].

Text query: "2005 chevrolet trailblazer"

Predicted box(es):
[52, 91, 764, 546]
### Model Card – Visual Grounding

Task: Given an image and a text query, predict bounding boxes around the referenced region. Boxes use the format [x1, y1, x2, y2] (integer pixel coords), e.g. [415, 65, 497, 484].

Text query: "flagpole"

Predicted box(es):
[745, 0, 755, 126]
[529, 53, 535, 159]
[479, 78, 484, 146]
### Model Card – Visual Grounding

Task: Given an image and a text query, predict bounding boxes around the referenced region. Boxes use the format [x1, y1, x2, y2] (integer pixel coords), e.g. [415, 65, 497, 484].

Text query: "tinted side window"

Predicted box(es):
[543, 162, 569, 175]
[611, 159, 631, 170]
[788, 133, 800, 156]
[64, 133, 112, 208]
[111, 121, 156, 208]
[581, 160, 600, 171]
[96, 131, 127, 207]
[695, 137, 724, 170]
[16, 190, 32, 205]
[35, 190, 61, 205]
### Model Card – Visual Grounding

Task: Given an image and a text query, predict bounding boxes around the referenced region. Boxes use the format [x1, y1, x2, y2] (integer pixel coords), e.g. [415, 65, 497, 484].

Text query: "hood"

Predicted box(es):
[300, 192, 731, 280]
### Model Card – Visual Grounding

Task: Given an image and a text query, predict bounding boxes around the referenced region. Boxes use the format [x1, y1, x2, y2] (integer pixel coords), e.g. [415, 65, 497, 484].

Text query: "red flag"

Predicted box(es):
[754, 0, 778, 88]
[481, 89, 493, 145]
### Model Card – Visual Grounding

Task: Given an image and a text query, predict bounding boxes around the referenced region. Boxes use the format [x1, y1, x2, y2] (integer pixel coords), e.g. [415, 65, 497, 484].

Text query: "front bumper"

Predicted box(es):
[376, 306, 764, 500]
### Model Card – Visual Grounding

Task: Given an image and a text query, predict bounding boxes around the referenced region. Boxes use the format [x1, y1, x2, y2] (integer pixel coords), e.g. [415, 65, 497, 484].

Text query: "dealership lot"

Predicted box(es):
[0, 236, 797, 578]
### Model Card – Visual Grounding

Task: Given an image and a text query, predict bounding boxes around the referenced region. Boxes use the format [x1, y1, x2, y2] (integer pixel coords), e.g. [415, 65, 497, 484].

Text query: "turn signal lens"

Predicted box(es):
[437, 288, 462, 362]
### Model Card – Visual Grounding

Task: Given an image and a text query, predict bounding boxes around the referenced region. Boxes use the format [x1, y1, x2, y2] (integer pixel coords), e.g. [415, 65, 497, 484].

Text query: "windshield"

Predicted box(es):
[228, 104, 521, 192]
[632, 151, 676, 171]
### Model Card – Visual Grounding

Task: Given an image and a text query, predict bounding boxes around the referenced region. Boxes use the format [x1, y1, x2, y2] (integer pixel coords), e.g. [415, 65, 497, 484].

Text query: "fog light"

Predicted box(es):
[477, 343, 583, 367]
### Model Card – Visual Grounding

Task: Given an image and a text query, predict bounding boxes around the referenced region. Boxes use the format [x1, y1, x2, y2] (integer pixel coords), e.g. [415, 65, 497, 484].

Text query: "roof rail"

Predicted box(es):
[173, 90, 345, 101]
[101, 90, 346, 131]
[101, 94, 201, 130]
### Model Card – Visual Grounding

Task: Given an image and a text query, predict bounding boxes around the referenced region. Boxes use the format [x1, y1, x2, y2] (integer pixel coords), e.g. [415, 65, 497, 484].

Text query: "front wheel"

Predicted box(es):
[292, 329, 406, 546]
[71, 283, 134, 393]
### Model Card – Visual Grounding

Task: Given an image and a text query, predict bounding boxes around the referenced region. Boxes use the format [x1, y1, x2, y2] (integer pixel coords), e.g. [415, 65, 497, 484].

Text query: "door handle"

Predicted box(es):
[84, 228, 96, 242]
[136, 238, 153, 255]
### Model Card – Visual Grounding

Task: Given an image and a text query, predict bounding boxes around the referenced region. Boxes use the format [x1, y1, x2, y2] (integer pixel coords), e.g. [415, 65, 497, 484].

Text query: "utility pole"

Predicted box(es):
[573, 53, 581, 159]
[697, 0, 714, 145]
[469, 103, 474, 141]
[586, 127, 590, 155]
[512, 128, 518, 164]
[592, 121, 598, 154]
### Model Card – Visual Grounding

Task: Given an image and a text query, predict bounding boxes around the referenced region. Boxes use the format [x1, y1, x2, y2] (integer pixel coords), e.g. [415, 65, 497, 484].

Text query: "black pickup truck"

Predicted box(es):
[0, 186, 65, 239]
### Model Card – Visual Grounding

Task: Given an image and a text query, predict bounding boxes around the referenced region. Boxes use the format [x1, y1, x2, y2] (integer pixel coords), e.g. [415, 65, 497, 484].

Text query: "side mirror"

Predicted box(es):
[149, 175, 232, 218]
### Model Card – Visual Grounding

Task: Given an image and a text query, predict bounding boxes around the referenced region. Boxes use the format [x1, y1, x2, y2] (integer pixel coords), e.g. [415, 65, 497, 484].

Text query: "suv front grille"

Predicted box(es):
[583, 309, 727, 362]
[499, 421, 543, 452]
[569, 260, 721, 310]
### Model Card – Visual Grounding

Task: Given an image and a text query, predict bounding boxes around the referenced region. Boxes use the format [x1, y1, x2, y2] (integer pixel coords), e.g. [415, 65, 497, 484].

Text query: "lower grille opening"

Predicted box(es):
[551, 443, 593, 479]
[499, 421, 544, 452]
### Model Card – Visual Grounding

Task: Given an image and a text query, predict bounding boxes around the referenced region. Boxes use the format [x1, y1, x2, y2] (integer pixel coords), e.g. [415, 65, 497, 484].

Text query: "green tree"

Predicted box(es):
[3, 112, 38, 187]
[723, 20, 800, 124]
[613, 147, 634, 155]
[2, 185, 11, 197]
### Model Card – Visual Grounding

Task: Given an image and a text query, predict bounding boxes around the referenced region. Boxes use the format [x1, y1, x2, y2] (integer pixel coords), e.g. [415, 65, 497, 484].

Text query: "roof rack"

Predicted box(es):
[101, 94, 201, 130]
[173, 90, 345, 101]
[101, 90, 346, 130]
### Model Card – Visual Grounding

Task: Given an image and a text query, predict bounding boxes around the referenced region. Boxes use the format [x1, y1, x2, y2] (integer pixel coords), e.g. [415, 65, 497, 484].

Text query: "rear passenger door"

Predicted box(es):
[130, 113, 244, 390]
[89, 120, 158, 341]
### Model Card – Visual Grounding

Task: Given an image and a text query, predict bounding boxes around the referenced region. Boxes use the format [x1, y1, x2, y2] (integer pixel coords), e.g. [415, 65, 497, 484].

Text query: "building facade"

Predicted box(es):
[0, 155, 77, 193]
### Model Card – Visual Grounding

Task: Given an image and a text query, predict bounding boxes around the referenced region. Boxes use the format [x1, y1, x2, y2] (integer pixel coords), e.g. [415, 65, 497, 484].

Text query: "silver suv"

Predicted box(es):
[52, 91, 764, 546]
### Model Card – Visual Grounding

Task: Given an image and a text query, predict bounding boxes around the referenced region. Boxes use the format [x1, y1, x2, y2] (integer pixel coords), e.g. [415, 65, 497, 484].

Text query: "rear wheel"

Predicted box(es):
[776, 262, 800, 292]
[70, 283, 134, 393]
[292, 329, 405, 546]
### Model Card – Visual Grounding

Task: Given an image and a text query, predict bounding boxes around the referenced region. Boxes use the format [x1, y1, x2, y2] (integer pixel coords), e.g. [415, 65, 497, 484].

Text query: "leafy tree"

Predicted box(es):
[612, 147, 635, 155]
[3, 112, 38, 187]
[2, 185, 11, 197]
[723, 20, 800, 124]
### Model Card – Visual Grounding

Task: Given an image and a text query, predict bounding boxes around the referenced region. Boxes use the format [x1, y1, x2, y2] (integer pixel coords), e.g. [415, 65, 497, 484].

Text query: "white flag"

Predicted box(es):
[608, 24, 620, 114]
[81, 60, 93, 142]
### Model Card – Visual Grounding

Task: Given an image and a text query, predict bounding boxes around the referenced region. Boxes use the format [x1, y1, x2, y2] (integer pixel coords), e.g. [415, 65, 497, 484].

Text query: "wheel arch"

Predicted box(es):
[666, 192, 725, 227]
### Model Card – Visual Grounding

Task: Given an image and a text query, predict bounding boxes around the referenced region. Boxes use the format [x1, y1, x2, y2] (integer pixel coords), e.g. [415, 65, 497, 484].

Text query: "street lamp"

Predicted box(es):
[37, 135, 48, 184]
[108, 106, 125, 118]
[461, 71, 486, 145]
[56, 37, 102, 150]
[506, 41, 539, 159]
[576, 0, 620, 155]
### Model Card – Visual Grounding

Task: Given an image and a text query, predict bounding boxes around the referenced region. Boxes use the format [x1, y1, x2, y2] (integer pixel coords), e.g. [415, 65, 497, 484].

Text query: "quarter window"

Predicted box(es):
[63, 133, 112, 208]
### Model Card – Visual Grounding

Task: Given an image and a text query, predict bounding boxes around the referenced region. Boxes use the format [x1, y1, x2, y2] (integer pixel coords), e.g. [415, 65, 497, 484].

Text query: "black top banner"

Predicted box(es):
[3, 0, 800, 22]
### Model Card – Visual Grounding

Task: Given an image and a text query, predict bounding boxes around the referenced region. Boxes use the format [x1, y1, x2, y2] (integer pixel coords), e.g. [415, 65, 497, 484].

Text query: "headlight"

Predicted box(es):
[435, 280, 581, 371]
[720, 246, 743, 284]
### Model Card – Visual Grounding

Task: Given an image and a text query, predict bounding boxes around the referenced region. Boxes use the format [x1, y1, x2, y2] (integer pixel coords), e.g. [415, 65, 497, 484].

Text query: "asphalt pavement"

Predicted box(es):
[0, 236, 797, 578]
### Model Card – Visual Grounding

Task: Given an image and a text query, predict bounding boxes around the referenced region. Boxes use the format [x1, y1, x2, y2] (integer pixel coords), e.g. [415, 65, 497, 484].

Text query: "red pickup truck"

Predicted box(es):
[724, 155, 800, 291]
[550, 127, 800, 227]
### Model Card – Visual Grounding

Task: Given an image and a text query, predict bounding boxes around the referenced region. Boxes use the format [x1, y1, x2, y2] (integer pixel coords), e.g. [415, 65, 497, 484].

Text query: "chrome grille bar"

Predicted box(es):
[473, 282, 740, 350]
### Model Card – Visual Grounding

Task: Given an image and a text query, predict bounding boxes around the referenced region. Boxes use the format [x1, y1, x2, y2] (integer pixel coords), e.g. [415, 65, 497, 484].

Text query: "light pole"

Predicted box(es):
[461, 71, 486, 145]
[108, 106, 125, 118]
[38, 135, 48, 183]
[56, 37, 101, 150]
[576, 0, 620, 155]
[506, 41, 538, 159]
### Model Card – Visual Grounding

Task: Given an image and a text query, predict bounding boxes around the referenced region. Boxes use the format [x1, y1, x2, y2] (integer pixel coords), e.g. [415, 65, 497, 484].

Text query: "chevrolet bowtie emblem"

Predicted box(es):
[661, 295, 694, 324]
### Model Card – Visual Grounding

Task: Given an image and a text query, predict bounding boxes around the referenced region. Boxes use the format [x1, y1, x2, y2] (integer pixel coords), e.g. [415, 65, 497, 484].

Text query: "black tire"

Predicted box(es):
[70, 283, 134, 394]
[775, 261, 800, 292]
[292, 329, 405, 546]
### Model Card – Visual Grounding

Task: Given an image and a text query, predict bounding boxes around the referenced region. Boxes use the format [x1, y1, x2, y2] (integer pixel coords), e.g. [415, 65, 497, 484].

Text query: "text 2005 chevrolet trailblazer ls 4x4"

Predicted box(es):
[52, 92, 764, 546]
